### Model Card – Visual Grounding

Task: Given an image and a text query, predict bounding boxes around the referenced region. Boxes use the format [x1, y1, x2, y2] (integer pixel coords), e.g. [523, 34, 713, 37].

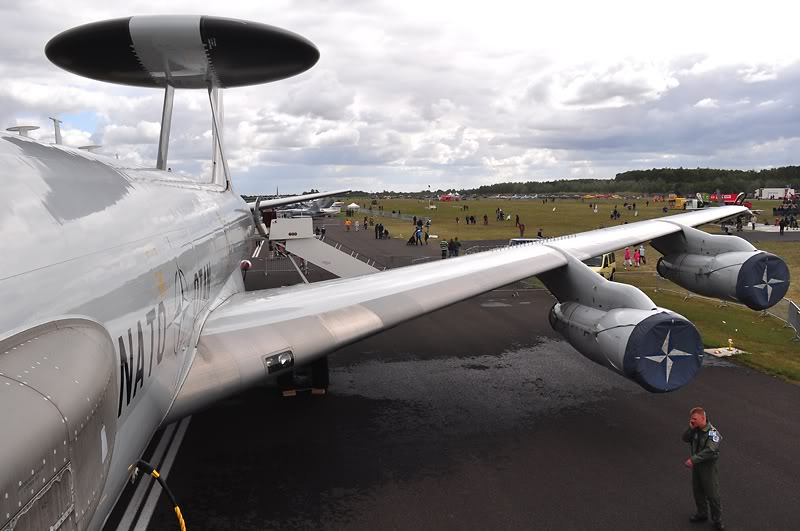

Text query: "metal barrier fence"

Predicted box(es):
[318, 235, 387, 269]
[260, 256, 310, 274]
[789, 301, 800, 340]
[493, 278, 546, 292]
[373, 210, 418, 223]
[464, 244, 506, 255]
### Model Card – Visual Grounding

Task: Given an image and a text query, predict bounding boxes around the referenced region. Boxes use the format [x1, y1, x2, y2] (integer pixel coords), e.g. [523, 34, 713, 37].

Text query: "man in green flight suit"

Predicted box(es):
[682, 407, 724, 530]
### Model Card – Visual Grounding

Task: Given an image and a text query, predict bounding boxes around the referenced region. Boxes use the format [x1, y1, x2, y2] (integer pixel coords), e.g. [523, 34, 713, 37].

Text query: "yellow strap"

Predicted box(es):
[151, 470, 160, 479]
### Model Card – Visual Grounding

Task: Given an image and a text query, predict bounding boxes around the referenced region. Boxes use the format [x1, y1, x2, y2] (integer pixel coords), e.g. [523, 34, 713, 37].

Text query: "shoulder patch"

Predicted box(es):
[709, 429, 721, 443]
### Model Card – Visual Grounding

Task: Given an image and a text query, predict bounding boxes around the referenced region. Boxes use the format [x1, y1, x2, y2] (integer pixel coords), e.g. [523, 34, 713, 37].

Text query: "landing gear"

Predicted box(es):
[278, 356, 329, 397]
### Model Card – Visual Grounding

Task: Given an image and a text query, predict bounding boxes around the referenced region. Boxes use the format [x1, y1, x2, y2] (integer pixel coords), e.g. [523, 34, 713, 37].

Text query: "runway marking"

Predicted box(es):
[114, 416, 191, 531]
[132, 417, 191, 531]
[252, 241, 263, 259]
[114, 423, 177, 530]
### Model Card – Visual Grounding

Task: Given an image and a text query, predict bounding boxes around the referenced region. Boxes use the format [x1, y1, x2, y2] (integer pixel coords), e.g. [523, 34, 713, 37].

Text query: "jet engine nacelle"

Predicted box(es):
[651, 223, 790, 310]
[656, 251, 790, 310]
[549, 302, 704, 393]
[538, 248, 704, 393]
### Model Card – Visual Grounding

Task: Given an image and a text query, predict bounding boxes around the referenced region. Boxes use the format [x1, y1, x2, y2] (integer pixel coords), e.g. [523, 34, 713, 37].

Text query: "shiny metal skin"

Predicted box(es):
[0, 318, 117, 530]
[0, 133, 253, 530]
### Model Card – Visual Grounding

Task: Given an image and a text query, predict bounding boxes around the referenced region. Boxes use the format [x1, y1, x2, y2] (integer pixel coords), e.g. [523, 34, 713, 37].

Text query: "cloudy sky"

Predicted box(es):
[2, 1, 799, 194]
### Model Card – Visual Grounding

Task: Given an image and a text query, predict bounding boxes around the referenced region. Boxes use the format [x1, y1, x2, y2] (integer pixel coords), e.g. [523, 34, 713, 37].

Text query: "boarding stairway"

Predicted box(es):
[264, 217, 378, 278]
[317, 235, 388, 270]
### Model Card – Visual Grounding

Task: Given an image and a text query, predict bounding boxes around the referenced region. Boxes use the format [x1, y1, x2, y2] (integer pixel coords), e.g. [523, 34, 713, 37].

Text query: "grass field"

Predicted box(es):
[344, 197, 800, 383]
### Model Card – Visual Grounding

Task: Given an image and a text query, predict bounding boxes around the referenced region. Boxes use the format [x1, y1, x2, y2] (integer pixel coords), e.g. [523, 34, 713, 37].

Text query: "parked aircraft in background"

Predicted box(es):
[278, 197, 343, 218]
[0, 15, 790, 531]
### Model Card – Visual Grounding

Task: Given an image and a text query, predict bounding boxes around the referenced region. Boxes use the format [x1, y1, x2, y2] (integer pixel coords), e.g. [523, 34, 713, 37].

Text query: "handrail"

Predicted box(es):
[316, 234, 389, 270]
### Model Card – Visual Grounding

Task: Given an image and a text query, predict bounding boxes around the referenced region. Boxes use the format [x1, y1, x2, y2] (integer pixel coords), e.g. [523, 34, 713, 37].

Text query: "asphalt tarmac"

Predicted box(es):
[106, 224, 800, 531]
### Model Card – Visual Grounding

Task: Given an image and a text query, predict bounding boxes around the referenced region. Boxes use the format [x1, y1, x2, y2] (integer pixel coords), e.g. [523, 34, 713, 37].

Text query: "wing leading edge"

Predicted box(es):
[164, 205, 747, 422]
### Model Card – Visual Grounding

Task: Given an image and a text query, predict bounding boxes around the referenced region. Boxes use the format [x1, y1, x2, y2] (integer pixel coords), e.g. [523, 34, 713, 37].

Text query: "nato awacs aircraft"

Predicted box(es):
[0, 15, 790, 531]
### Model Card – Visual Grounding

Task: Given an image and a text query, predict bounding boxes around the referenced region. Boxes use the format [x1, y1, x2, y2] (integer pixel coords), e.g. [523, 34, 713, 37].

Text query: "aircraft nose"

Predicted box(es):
[736, 253, 790, 310]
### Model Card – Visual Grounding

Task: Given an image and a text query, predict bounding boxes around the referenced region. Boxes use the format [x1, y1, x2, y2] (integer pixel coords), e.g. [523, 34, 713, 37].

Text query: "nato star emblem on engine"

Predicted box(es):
[749, 265, 785, 304]
[644, 330, 694, 384]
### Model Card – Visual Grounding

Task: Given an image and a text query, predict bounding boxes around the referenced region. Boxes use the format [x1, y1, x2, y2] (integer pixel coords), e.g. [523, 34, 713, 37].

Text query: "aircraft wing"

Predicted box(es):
[165, 205, 747, 421]
[247, 189, 351, 210]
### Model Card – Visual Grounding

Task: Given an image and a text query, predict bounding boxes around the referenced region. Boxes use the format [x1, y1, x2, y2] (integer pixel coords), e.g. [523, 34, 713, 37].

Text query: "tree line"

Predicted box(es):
[240, 166, 800, 199]
[468, 166, 800, 195]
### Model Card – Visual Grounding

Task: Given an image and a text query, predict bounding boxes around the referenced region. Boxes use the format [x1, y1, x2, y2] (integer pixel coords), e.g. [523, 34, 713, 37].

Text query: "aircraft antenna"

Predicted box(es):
[157, 86, 175, 171]
[48, 117, 63, 144]
[208, 85, 230, 190]
[6, 125, 39, 137]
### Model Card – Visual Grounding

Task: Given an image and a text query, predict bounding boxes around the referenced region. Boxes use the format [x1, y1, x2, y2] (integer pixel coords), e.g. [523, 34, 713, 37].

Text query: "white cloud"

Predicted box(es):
[2, 0, 800, 192]
[102, 122, 161, 145]
[695, 98, 719, 109]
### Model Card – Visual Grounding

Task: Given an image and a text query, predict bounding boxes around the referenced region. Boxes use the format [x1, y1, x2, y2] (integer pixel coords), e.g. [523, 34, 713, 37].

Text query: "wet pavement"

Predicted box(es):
[109, 287, 800, 531]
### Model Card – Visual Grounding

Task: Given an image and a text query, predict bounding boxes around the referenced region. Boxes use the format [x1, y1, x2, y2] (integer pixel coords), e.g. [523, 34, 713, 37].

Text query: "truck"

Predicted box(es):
[754, 187, 795, 200]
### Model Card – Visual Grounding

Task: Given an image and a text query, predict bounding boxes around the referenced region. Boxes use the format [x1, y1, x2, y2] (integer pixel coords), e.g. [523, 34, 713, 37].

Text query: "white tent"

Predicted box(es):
[347, 202, 360, 211]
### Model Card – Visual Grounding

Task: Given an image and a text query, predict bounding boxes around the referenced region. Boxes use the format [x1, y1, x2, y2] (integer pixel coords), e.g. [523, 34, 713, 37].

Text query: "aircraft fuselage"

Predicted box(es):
[0, 133, 254, 529]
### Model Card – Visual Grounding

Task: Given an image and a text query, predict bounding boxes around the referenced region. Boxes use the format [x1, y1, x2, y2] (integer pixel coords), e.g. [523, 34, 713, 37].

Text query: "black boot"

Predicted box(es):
[689, 514, 708, 523]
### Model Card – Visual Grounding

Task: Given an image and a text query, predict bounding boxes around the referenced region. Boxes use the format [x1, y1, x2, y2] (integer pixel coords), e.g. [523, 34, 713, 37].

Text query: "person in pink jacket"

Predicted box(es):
[634, 247, 641, 267]
[624, 246, 632, 268]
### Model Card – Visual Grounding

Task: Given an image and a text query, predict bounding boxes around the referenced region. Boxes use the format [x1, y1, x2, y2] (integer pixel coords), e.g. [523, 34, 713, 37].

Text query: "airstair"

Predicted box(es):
[264, 218, 378, 278]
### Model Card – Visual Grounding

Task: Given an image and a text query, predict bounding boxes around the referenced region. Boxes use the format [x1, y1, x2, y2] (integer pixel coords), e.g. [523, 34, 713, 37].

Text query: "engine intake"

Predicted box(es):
[656, 251, 789, 310]
[549, 303, 703, 392]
